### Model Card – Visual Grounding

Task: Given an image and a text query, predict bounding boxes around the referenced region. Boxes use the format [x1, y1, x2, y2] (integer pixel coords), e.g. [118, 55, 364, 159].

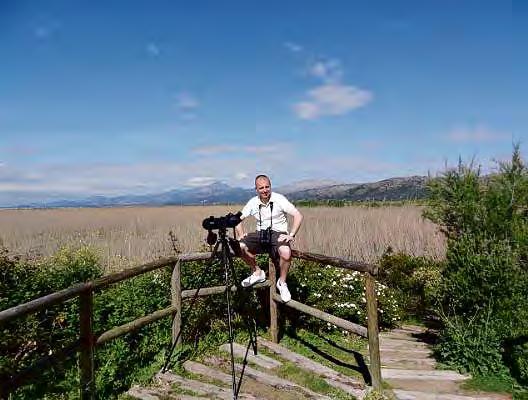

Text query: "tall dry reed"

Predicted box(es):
[0, 205, 445, 271]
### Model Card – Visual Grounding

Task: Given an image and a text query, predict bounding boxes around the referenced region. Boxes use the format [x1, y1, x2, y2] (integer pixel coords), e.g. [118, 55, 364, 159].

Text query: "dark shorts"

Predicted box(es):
[240, 230, 290, 259]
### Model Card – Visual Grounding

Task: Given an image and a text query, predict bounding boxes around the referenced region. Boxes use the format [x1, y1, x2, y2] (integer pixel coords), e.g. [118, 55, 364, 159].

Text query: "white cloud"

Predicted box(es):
[175, 92, 199, 110]
[307, 59, 343, 83]
[284, 41, 303, 53]
[192, 144, 287, 156]
[33, 18, 61, 40]
[448, 125, 508, 143]
[173, 92, 200, 121]
[243, 145, 282, 154]
[294, 84, 372, 120]
[186, 176, 217, 187]
[146, 42, 161, 57]
[192, 145, 238, 155]
[288, 48, 373, 120]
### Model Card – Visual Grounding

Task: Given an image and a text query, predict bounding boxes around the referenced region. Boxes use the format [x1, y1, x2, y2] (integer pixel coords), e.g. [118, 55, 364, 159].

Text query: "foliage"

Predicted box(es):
[505, 338, 528, 386]
[294, 199, 347, 207]
[435, 306, 506, 376]
[92, 270, 173, 399]
[378, 250, 443, 318]
[1, 246, 102, 399]
[288, 261, 403, 332]
[425, 145, 528, 384]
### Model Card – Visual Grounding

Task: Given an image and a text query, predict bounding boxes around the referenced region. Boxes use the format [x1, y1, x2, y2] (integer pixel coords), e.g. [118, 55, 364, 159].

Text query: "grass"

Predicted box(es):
[277, 361, 356, 399]
[279, 328, 368, 381]
[462, 374, 528, 400]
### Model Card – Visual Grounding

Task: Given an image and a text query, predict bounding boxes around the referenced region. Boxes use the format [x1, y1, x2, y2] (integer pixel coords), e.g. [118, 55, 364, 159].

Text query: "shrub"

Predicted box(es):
[425, 145, 528, 381]
[378, 251, 443, 318]
[504, 338, 528, 386]
[0, 246, 103, 399]
[288, 260, 403, 332]
[435, 306, 506, 376]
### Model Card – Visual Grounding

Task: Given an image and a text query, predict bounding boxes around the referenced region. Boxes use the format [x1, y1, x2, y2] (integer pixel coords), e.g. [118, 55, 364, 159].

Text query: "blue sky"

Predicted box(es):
[0, 0, 525, 205]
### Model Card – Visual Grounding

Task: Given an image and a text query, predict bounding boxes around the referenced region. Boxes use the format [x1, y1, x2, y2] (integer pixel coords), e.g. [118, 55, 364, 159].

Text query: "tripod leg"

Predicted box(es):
[226, 247, 259, 355]
[220, 239, 238, 399]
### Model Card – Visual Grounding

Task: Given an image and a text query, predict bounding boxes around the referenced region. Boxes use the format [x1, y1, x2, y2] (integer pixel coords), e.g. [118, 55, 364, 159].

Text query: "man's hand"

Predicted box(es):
[278, 233, 294, 243]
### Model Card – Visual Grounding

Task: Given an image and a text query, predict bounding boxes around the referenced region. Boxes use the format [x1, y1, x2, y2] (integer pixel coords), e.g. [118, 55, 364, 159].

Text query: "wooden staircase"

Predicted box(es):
[126, 325, 512, 400]
[126, 337, 366, 399]
[372, 325, 511, 400]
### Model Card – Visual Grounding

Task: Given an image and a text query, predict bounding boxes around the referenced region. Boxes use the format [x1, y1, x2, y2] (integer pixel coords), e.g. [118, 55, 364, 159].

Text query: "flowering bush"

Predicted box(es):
[289, 260, 403, 332]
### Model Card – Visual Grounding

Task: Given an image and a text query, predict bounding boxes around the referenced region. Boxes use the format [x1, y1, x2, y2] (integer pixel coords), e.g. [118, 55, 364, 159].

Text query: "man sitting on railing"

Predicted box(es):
[235, 174, 303, 302]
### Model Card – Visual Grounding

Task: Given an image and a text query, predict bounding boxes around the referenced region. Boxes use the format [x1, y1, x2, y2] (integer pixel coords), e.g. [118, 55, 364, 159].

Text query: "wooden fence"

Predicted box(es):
[0, 250, 381, 399]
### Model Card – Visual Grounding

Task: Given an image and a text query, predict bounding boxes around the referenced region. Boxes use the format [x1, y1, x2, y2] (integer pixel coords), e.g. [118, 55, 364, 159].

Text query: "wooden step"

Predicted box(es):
[127, 383, 209, 399]
[382, 368, 469, 381]
[380, 357, 436, 370]
[185, 359, 328, 399]
[257, 337, 366, 399]
[156, 371, 262, 400]
[393, 389, 510, 400]
[127, 386, 164, 400]
[219, 342, 282, 369]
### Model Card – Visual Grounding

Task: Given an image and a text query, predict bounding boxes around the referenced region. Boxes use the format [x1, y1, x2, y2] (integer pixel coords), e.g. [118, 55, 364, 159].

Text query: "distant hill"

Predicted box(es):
[288, 176, 428, 202]
[11, 176, 429, 209]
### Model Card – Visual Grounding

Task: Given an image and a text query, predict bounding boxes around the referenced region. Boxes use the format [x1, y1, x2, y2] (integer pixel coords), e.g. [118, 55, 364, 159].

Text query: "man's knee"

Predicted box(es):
[278, 246, 291, 261]
[240, 243, 255, 258]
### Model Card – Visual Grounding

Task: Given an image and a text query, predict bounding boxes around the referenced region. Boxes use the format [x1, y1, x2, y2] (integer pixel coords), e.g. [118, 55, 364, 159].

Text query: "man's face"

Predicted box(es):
[255, 177, 271, 202]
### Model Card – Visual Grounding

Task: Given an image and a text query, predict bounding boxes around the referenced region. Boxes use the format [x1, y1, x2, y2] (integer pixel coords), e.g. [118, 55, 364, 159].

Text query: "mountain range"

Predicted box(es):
[8, 176, 429, 209]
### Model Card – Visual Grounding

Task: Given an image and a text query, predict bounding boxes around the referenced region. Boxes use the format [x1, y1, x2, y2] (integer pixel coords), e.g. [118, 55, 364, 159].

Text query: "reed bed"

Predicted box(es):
[0, 205, 445, 271]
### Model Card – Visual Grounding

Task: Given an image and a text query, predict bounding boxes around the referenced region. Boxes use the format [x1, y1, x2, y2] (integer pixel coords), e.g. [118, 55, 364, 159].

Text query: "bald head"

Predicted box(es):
[255, 175, 271, 203]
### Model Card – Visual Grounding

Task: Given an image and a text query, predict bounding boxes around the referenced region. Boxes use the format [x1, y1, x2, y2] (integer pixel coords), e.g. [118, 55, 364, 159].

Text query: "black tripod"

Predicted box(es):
[162, 223, 259, 400]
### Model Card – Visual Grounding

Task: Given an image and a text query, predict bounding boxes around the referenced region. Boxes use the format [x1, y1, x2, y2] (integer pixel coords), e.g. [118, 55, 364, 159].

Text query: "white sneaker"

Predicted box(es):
[277, 279, 291, 302]
[241, 270, 266, 287]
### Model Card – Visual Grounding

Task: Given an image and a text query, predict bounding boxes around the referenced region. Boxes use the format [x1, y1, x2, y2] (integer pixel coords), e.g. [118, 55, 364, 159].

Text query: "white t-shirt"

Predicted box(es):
[241, 192, 297, 233]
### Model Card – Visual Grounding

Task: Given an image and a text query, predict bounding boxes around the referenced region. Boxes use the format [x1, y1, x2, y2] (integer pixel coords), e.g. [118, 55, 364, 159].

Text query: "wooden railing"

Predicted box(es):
[0, 250, 381, 399]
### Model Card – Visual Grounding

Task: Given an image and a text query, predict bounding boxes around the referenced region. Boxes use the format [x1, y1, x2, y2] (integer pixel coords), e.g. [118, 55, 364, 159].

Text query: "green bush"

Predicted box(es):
[505, 339, 528, 386]
[288, 261, 403, 332]
[1, 246, 103, 399]
[378, 251, 443, 318]
[425, 145, 528, 382]
[439, 234, 527, 337]
[435, 307, 506, 376]
[92, 270, 173, 399]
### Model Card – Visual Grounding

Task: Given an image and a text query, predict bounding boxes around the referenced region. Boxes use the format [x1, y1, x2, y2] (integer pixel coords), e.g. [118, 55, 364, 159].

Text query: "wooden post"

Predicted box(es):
[171, 260, 182, 346]
[79, 289, 95, 400]
[365, 272, 382, 390]
[268, 257, 279, 343]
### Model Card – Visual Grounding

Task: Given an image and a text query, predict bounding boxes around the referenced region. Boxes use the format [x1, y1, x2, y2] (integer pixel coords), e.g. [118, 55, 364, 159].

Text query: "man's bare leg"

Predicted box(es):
[278, 245, 291, 283]
[239, 243, 261, 274]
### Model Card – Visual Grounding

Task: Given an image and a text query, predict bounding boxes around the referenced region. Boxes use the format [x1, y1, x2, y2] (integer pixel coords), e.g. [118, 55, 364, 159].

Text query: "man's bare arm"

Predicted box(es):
[235, 216, 246, 239]
[289, 209, 303, 237]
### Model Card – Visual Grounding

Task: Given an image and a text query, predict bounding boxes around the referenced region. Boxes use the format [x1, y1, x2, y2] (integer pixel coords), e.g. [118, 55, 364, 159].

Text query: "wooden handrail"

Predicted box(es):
[292, 249, 378, 275]
[272, 293, 368, 337]
[0, 253, 211, 324]
[2, 249, 382, 396]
